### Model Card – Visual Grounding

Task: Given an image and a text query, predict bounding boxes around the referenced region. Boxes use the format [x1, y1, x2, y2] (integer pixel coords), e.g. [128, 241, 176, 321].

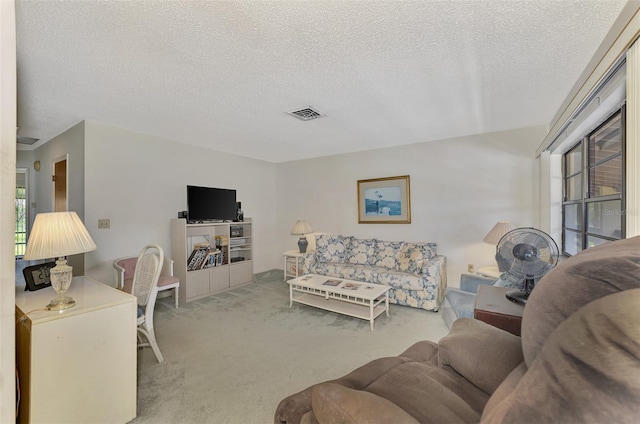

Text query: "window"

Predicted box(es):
[562, 108, 625, 256]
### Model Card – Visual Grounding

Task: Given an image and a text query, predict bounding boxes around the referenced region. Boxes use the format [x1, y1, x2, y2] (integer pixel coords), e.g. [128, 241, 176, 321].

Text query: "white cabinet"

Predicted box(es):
[171, 218, 253, 303]
[15, 277, 137, 424]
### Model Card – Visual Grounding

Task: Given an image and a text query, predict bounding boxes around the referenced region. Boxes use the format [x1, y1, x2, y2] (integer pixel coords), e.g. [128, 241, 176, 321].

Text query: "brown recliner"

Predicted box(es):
[275, 236, 640, 424]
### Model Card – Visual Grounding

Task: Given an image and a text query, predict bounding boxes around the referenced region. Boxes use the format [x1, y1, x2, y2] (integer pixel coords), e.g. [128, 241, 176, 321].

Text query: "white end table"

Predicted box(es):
[15, 276, 137, 423]
[283, 250, 305, 281]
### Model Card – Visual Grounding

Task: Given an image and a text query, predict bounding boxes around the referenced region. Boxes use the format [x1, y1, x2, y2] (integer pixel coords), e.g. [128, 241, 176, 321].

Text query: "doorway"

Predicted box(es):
[53, 155, 68, 212]
[15, 168, 28, 258]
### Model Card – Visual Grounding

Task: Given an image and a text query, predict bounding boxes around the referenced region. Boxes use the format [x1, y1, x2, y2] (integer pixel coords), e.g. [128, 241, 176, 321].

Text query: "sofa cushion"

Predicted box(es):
[396, 243, 426, 274]
[374, 240, 403, 269]
[345, 238, 377, 265]
[315, 235, 347, 263]
[482, 289, 640, 424]
[366, 362, 485, 423]
[311, 263, 376, 284]
[438, 318, 523, 395]
[521, 236, 640, 366]
[311, 383, 419, 424]
[375, 267, 425, 291]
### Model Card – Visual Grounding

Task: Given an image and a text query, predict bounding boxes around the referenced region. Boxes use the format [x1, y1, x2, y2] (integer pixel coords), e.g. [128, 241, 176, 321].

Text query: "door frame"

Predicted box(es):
[52, 154, 69, 212]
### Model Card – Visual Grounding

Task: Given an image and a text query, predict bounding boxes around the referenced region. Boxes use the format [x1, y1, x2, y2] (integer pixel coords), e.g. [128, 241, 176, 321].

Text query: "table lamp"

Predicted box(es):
[23, 211, 97, 310]
[291, 220, 313, 253]
[479, 221, 515, 278]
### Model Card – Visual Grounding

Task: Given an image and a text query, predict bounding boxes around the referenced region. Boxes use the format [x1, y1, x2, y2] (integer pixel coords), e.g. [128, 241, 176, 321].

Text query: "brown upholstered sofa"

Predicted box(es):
[274, 236, 640, 424]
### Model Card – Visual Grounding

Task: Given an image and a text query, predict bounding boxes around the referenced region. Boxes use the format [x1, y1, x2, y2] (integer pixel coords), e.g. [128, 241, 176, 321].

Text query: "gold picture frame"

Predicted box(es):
[357, 175, 411, 224]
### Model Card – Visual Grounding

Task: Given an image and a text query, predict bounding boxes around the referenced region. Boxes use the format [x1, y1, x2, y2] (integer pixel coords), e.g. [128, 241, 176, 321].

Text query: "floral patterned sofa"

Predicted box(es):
[301, 234, 447, 311]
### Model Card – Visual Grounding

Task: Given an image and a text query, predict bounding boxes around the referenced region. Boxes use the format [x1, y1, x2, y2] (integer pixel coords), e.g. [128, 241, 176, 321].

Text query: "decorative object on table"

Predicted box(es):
[291, 219, 313, 253]
[22, 211, 97, 310]
[22, 261, 56, 291]
[495, 227, 559, 305]
[357, 175, 410, 224]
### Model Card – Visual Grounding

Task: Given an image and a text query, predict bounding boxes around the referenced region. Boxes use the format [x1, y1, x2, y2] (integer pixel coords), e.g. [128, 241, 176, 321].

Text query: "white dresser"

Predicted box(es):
[15, 276, 137, 423]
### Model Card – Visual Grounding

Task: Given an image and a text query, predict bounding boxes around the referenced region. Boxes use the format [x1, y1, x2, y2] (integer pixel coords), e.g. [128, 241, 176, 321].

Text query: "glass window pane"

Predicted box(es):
[563, 230, 582, 256]
[563, 204, 581, 230]
[587, 200, 622, 238]
[589, 155, 622, 197]
[566, 174, 582, 201]
[565, 144, 582, 176]
[589, 113, 621, 164]
[587, 236, 613, 248]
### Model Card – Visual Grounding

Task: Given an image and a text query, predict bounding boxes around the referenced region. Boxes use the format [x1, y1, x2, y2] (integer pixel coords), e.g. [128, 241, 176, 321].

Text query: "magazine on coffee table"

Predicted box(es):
[323, 279, 342, 286]
[343, 282, 361, 290]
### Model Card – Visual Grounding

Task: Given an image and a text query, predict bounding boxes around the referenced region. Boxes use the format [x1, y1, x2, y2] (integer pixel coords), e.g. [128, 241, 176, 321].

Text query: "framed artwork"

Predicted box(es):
[358, 175, 411, 224]
[22, 261, 56, 291]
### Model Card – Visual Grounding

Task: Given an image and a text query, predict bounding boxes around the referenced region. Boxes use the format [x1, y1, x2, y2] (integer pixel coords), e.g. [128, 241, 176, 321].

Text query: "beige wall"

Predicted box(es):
[275, 126, 547, 286]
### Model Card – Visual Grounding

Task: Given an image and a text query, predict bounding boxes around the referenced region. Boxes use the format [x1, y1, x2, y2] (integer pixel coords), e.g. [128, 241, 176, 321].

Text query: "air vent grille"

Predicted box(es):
[17, 136, 39, 145]
[286, 106, 326, 121]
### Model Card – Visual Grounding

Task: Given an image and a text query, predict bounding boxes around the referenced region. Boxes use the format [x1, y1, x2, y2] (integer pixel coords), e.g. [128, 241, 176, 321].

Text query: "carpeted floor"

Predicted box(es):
[133, 270, 450, 423]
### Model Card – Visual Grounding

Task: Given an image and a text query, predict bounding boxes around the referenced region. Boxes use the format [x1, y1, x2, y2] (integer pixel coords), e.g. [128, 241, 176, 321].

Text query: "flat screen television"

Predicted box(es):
[187, 185, 237, 223]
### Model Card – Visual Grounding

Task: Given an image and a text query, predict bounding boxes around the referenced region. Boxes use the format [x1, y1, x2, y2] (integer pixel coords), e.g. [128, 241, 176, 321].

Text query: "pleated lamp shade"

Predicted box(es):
[290, 220, 313, 236]
[483, 221, 515, 245]
[23, 211, 97, 260]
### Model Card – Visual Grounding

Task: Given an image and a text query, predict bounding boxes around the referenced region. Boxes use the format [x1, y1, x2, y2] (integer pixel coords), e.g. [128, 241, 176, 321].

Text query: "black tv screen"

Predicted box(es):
[187, 185, 237, 222]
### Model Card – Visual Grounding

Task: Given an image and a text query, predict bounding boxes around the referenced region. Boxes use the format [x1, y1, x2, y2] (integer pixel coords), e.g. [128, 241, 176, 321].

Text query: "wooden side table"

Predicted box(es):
[474, 285, 524, 336]
[283, 250, 304, 281]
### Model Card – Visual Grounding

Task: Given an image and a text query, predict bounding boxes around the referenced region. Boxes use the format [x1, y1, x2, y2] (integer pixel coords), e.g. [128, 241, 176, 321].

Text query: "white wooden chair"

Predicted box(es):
[119, 244, 165, 363]
[114, 254, 180, 308]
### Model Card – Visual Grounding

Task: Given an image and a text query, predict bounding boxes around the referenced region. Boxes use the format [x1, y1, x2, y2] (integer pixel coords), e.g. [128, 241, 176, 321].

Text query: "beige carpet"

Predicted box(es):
[133, 270, 450, 423]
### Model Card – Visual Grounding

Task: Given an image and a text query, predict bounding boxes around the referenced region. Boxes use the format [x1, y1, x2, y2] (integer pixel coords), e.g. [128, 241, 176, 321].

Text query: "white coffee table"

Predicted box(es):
[287, 274, 390, 331]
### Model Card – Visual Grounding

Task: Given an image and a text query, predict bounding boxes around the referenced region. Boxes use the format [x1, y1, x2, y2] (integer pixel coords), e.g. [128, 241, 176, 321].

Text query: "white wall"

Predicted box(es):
[83, 121, 277, 284]
[276, 126, 547, 287]
[0, 0, 16, 420]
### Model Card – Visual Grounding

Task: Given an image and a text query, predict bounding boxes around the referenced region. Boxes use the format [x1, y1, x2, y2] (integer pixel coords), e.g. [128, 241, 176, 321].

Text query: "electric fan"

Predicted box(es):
[495, 228, 559, 305]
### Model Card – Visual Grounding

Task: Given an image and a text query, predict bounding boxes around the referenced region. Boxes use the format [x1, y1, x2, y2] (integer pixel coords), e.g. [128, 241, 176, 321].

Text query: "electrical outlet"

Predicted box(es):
[468, 264, 474, 273]
[98, 219, 110, 229]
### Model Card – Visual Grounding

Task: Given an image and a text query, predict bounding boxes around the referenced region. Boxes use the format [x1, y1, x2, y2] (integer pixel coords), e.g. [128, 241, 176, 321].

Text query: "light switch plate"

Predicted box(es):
[98, 219, 110, 229]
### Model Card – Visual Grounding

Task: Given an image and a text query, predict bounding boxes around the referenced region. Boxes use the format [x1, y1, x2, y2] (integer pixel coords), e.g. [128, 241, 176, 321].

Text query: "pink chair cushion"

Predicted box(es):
[123, 278, 134, 294]
[158, 275, 179, 287]
[118, 258, 138, 280]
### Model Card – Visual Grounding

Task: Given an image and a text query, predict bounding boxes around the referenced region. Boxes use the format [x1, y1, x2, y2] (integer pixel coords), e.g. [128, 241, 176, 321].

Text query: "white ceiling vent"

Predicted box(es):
[17, 136, 39, 145]
[286, 106, 326, 121]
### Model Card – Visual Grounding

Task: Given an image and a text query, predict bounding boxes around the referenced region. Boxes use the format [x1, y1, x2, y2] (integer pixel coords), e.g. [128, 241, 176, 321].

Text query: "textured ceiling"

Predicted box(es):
[15, 0, 628, 163]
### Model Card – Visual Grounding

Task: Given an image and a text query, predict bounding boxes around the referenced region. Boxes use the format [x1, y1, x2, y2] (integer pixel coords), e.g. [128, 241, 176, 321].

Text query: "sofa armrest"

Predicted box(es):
[419, 254, 447, 308]
[460, 273, 495, 293]
[301, 251, 317, 274]
[438, 318, 523, 395]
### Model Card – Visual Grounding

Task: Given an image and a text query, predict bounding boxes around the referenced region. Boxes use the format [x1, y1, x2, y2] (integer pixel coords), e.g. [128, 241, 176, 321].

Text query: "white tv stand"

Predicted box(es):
[171, 218, 253, 304]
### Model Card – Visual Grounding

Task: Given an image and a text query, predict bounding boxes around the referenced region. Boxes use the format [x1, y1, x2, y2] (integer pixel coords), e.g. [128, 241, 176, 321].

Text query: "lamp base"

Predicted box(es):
[48, 258, 76, 310]
[47, 296, 76, 311]
[298, 236, 309, 253]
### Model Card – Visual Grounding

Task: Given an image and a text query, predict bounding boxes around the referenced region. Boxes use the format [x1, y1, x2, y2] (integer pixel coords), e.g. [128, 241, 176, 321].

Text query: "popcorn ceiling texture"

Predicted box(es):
[15, 0, 626, 162]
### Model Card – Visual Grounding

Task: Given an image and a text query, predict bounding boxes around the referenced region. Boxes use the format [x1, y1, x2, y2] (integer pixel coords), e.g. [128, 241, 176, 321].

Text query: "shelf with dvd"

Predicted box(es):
[171, 218, 253, 304]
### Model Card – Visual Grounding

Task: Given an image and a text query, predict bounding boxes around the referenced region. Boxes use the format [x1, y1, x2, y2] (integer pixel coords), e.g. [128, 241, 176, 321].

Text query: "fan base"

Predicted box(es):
[505, 290, 529, 305]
